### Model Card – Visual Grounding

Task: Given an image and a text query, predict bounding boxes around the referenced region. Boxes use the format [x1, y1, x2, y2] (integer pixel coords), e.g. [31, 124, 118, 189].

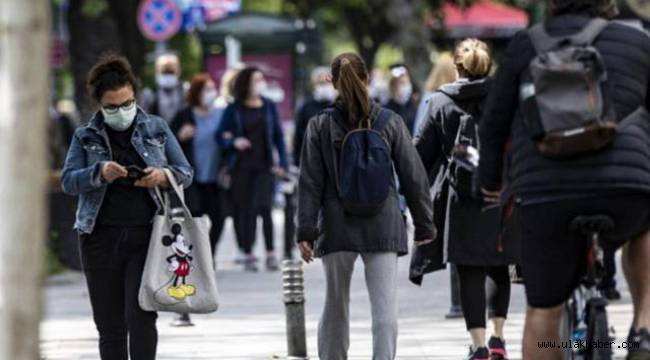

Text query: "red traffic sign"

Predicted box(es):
[138, 0, 183, 42]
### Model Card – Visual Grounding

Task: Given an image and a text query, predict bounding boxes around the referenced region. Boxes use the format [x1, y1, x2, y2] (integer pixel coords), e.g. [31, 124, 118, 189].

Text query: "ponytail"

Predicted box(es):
[454, 38, 492, 79]
[331, 53, 371, 128]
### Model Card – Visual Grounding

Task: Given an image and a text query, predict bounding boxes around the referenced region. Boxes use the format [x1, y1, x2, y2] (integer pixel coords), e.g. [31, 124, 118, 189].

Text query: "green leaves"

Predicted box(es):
[81, 0, 109, 18]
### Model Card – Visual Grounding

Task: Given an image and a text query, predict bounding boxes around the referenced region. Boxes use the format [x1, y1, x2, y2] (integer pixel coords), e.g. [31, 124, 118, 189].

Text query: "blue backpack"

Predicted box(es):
[331, 108, 393, 216]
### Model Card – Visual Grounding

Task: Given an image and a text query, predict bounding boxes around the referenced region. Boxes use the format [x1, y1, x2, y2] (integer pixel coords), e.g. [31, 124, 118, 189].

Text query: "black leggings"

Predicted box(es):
[231, 170, 275, 254]
[457, 264, 511, 330]
[259, 206, 275, 252]
[188, 183, 227, 254]
[80, 226, 157, 360]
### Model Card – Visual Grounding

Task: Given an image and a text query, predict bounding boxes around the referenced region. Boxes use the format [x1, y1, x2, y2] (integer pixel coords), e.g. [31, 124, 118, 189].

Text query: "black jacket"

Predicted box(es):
[480, 15, 650, 199]
[297, 102, 434, 257]
[169, 107, 197, 167]
[385, 98, 418, 136]
[414, 79, 518, 268]
[293, 97, 331, 166]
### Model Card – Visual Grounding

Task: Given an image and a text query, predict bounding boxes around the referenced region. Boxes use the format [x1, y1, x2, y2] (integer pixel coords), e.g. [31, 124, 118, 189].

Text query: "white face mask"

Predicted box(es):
[395, 84, 413, 105]
[253, 81, 268, 97]
[369, 78, 389, 103]
[313, 84, 337, 102]
[201, 89, 218, 108]
[102, 103, 137, 131]
[156, 73, 179, 89]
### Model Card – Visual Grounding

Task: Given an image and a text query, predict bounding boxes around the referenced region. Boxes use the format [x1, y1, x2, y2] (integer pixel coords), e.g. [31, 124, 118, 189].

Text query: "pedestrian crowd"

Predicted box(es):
[60, 0, 650, 359]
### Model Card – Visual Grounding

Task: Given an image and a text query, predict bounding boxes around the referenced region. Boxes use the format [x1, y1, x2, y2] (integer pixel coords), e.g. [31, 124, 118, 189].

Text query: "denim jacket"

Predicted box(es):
[61, 107, 193, 234]
[216, 98, 289, 170]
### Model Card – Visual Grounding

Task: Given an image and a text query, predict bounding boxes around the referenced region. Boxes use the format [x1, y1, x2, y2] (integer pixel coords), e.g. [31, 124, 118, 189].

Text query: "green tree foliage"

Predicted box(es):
[241, 0, 534, 83]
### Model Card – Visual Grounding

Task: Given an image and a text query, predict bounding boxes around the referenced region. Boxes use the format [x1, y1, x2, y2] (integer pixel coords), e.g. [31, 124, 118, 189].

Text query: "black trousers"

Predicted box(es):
[80, 226, 158, 360]
[187, 183, 228, 254]
[457, 264, 511, 330]
[231, 169, 275, 254]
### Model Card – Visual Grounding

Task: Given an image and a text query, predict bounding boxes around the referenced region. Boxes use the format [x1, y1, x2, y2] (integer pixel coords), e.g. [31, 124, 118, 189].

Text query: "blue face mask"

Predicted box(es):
[102, 102, 137, 131]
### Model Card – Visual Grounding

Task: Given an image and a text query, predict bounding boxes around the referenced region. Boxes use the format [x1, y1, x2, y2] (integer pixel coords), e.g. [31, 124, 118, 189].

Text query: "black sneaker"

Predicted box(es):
[465, 346, 490, 360]
[601, 287, 622, 301]
[170, 313, 194, 327]
[628, 328, 650, 360]
[488, 337, 508, 360]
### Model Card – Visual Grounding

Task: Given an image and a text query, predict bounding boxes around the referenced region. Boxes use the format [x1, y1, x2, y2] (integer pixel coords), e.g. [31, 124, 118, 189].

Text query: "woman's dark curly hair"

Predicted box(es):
[549, 0, 619, 18]
[86, 53, 140, 102]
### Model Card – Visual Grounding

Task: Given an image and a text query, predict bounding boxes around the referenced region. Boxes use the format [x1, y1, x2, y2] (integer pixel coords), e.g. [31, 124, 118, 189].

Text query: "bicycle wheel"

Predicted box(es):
[561, 299, 575, 359]
[586, 297, 612, 360]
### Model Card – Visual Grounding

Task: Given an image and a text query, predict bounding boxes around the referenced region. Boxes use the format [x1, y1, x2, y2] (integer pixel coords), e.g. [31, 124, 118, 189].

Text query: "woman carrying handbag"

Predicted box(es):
[61, 54, 193, 360]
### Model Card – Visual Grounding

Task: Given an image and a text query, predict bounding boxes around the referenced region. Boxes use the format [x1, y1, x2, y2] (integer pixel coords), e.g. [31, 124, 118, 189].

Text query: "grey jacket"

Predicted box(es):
[297, 102, 435, 257]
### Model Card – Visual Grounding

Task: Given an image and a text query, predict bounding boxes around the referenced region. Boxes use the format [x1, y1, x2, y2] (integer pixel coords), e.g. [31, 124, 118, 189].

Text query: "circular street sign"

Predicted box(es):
[626, 0, 650, 21]
[138, 0, 183, 42]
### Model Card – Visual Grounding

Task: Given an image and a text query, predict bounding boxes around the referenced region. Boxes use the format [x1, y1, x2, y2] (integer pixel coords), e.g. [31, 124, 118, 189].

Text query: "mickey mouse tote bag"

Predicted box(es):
[138, 169, 219, 314]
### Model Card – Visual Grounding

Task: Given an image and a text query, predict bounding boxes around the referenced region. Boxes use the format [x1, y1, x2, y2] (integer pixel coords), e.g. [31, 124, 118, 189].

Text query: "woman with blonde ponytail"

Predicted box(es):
[414, 39, 518, 360]
[296, 52, 434, 360]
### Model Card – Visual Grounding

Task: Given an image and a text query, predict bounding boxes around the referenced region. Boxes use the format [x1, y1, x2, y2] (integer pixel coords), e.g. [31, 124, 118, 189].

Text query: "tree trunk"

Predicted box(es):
[388, 0, 432, 90]
[0, 1, 50, 359]
[108, 0, 147, 78]
[67, 0, 121, 121]
[343, 1, 393, 70]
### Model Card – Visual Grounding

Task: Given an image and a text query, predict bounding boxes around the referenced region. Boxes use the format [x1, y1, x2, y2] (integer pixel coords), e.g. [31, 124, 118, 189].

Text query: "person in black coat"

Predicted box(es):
[415, 39, 516, 360]
[293, 66, 337, 166]
[478, 1, 650, 358]
[384, 64, 418, 136]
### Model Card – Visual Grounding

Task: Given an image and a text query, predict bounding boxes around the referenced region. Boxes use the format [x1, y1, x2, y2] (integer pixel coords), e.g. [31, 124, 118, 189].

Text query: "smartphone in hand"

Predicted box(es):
[126, 165, 147, 180]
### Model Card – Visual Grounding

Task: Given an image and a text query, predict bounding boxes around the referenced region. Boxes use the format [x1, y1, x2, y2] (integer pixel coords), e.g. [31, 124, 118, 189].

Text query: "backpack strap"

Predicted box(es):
[570, 18, 609, 46]
[529, 18, 609, 54]
[371, 108, 392, 132]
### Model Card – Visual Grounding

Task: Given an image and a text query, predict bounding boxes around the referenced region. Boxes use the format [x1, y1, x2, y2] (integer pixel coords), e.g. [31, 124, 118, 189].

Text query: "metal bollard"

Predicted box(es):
[282, 259, 309, 359]
[445, 264, 464, 319]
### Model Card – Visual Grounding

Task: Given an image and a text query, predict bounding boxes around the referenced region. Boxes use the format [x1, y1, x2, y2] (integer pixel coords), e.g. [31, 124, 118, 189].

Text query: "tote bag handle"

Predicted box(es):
[153, 168, 193, 219]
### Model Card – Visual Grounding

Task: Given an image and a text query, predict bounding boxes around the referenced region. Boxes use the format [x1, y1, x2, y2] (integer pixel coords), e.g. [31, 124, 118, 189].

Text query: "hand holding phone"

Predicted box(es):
[126, 165, 146, 180]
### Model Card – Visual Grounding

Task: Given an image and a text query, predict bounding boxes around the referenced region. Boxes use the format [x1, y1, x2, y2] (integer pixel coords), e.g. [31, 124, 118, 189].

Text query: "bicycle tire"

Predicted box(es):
[586, 297, 612, 360]
[561, 299, 576, 359]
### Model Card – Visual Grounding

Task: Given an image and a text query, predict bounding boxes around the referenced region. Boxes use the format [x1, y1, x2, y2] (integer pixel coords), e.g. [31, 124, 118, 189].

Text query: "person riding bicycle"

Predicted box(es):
[478, 1, 650, 359]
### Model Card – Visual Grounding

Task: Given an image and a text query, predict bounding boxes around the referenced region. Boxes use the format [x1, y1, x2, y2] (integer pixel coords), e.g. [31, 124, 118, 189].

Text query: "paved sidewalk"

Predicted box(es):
[41, 217, 635, 359]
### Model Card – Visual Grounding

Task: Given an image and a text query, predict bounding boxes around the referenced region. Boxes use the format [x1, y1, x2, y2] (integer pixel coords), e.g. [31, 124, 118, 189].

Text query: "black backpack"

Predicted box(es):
[521, 18, 617, 158]
[441, 92, 482, 199]
[328, 108, 394, 216]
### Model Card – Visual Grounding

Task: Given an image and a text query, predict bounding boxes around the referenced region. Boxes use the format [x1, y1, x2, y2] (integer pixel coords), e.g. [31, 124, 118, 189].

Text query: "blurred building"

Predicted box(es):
[198, 12, 322, 122]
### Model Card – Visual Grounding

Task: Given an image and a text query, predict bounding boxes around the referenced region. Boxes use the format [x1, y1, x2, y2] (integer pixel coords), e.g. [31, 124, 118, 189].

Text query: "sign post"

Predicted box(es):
[138, 0, 183, 44]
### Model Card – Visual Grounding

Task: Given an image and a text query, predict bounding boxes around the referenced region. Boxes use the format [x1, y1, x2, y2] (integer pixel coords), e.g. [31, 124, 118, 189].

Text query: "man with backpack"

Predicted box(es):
[478, 1, 650, 359]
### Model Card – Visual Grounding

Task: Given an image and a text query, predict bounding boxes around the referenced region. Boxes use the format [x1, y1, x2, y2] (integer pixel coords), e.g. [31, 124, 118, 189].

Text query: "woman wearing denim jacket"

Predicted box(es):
[61, 54, 193, 360]
[216, 66, 288, 272]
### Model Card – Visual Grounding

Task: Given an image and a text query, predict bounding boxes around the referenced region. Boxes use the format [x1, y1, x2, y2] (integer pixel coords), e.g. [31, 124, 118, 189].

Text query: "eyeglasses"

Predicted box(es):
[102, 99, 136, 114]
